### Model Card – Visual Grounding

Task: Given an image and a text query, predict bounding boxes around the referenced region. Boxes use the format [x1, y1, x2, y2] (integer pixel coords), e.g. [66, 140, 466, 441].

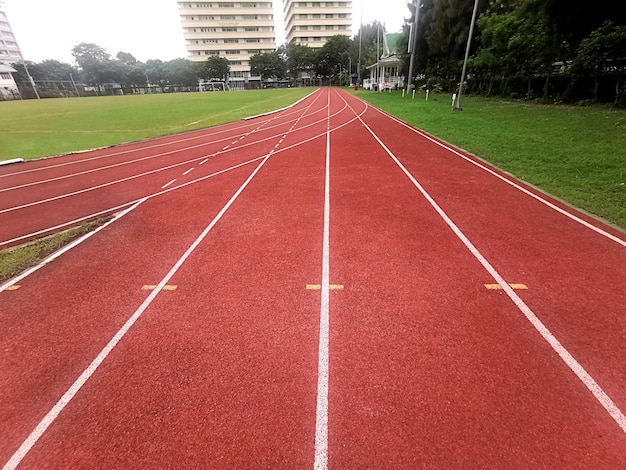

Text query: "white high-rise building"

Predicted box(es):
[283, 0, 352, 49]
[178, 1, 276, 86]
[0, 2, 23, 65]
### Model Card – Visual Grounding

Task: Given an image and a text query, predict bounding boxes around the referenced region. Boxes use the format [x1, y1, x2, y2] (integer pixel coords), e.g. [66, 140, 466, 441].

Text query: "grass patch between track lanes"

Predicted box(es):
[0, 218, 109, 282]
[351, 89, 626, 230]
[0, 88, 313, 161]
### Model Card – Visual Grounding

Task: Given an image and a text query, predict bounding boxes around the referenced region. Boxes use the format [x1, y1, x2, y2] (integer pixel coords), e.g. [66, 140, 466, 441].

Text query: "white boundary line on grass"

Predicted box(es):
[347, 97, 626, 435]
[369, 106, 626, 247]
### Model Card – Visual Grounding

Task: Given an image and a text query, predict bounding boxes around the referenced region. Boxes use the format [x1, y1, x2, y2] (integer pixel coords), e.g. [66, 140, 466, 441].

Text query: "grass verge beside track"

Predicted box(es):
[351, 89, 626, 229]
[0, 88, 313, 161]
[0, 218, 108, 282]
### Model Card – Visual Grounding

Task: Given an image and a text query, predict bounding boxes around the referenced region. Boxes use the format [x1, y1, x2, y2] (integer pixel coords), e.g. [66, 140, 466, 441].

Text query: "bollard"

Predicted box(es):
[402, 89, 405, 97]
[426, 89, 429, 101]
[412, 90, 415, 100]
[452, 93, 457, 110]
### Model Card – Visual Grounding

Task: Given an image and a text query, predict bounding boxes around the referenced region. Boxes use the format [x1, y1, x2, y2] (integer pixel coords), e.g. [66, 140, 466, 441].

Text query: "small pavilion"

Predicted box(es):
[363, 33, 405, 91]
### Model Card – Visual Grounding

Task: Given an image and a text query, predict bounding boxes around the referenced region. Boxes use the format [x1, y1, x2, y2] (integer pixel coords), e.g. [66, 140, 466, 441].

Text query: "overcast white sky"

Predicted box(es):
[4, 0, 408, 64]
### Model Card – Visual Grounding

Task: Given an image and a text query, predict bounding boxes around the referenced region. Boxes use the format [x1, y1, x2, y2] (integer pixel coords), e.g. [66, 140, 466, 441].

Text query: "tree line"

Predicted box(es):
[10, 0, 625, 104]
[405, 0, 626, 105]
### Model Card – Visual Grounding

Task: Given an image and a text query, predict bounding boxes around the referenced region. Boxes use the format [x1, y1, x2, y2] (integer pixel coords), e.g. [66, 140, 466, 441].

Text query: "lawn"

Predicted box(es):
[0, 88, 313, 161]
[351, 89, 626, 229]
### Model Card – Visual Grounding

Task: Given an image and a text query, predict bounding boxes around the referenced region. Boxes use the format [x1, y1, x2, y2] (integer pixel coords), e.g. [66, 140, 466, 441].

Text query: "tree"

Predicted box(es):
[522, 0, 626, 49]
[71, 42, 117, 86]
[163, 58, 199, 87]
[315, 35, 352, 83]
[249, 51, 287, 83]
[284, 43, 315, 83]
[116, 52, 138, 65]
[574, 22, 626, 104]
[199, 56, 230, 81]
[145, 59, 167, 88]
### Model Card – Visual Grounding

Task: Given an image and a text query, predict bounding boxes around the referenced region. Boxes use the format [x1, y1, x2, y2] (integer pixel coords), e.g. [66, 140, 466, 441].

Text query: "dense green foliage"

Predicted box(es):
[403, 0, 626, 104]
[352, 89, 626, 228]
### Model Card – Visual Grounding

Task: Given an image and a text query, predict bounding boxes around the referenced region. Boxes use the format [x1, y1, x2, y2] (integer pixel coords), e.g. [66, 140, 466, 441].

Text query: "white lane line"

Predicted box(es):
[0, 93, 319, 181]
[352, 102, 626, 435]
[0, 199, 145, 293]
[183, 167, 195, 176]
[0, 90, 361, 247]
[2, 88, 325, 470]
[0, 157, 266, 248]
[369, 106, 625, 247]
[314, 89, 332, 470]
[161, 179, 176, 189]
[223, 145, 230, 150]
[200, 158, 209, 165]
[1, 153, 276, 470]
[0, 98, 346, 213]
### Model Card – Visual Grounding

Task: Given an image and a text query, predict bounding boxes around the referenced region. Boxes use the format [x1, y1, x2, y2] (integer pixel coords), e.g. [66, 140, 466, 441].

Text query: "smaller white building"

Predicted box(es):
[0, 63, 20, 100]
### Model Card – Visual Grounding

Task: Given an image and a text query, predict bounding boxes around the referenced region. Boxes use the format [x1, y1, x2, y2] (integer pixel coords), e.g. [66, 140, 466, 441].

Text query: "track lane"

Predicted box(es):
[326, 89, 626, 467]
[2, 89, 332, 466]
[2, 88, 624, 468]
[0, 90, 341, 247]
[343, 90, 626, 417]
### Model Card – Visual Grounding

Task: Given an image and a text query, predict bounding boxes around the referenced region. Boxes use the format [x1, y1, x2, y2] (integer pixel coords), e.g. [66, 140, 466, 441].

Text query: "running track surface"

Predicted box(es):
[1, 88, 625, 468]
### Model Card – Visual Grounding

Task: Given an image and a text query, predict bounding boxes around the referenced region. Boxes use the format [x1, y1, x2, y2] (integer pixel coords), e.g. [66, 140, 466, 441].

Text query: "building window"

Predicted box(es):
[222, 27, 237, 32]
[225, 50, 240, 55]
[1, 73, 11, 80]
[221, 15, 236, 19]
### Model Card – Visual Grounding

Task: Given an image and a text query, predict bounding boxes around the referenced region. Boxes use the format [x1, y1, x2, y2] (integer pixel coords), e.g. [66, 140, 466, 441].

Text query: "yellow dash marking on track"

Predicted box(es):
[484, 283, 528, 290]
[142, 285, 178, 291]
[306, 284, 344, 290]
[7, 285, 21, 291]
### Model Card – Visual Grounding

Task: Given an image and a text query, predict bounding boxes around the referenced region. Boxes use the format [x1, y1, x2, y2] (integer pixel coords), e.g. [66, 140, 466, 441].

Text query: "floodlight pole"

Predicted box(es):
[405, 0, 421, 95]
[357, 0, 363, 86]
[454, 0, 479, 111]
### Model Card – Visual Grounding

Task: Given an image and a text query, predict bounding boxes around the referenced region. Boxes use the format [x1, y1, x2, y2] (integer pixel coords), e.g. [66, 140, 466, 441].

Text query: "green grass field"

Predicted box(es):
[351, 89, 626, 229]
[0, 89, 313, 161]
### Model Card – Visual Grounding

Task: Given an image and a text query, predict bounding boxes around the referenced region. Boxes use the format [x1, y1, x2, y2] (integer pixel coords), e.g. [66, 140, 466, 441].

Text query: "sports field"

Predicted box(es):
[2, 88, 624, 228]
[1, 88, 625, 467]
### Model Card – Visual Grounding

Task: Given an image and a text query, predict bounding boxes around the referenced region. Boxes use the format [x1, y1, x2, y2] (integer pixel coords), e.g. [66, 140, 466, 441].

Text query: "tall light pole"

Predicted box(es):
[454, 0, 479, 111]
[357, 0, 363, 86]
[405, 0, 421, 95]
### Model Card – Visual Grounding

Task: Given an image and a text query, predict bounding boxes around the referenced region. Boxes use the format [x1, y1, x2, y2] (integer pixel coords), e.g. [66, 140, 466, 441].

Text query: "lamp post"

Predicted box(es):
[454, 0, 479, 111]
[405, 0, 421, 95]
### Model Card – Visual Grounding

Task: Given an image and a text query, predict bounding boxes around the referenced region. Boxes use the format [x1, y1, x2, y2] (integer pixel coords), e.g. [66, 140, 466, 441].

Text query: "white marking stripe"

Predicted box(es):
[0, 199, 145, 293]
[314, 89, 331, 470]
[183, 168, 194, 176]
[2, 89, 324, 470]
[375, 109, 626, 247]
[1, 155, 274, 470]
[353, 102, 626, 434]
[161, 179, 176, 189]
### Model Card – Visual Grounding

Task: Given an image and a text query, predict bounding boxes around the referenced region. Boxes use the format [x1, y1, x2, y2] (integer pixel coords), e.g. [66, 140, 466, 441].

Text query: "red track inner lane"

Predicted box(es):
[1, 88, 625, 468]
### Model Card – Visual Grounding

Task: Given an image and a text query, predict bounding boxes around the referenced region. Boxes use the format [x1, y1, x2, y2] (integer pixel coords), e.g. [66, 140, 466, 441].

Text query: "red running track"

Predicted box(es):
[1, 88, 625, 468]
